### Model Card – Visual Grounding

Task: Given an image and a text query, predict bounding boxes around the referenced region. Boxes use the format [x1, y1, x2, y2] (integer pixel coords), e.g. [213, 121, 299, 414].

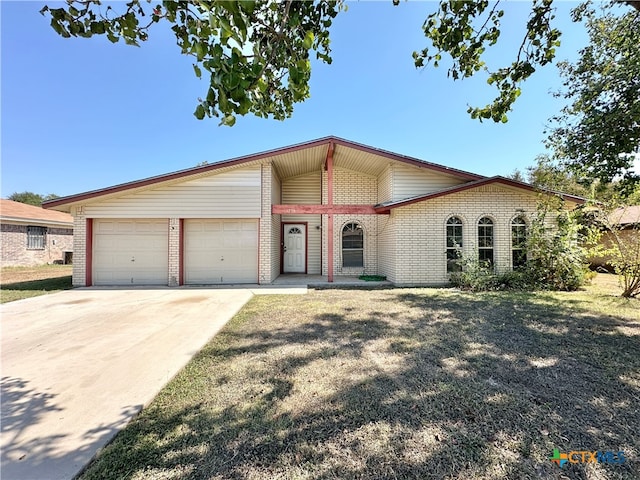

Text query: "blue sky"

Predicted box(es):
[2, 1, 591, 198]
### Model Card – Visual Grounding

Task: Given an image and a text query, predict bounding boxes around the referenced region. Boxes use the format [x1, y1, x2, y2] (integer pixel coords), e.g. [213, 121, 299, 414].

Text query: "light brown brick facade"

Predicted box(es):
[1, 223, 73, 267]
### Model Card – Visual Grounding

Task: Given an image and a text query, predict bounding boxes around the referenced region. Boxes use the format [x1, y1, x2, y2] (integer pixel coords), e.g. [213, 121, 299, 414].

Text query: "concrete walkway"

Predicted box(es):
[1, 286, 305, 480]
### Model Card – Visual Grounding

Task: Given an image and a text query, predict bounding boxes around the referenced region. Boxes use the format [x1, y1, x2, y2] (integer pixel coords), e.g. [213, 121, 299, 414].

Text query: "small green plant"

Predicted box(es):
[449, 257, 497, 291]
[358, 275, 387, 282]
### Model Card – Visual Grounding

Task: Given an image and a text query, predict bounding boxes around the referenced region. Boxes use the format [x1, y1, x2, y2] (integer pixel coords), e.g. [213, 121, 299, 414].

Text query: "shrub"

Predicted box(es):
[524, 200, 591, 291]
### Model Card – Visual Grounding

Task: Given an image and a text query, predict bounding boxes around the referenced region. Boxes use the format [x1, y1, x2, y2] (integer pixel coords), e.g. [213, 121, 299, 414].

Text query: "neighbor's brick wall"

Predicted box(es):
[1, 223, 73, 267]
[391, 185, 542, 285]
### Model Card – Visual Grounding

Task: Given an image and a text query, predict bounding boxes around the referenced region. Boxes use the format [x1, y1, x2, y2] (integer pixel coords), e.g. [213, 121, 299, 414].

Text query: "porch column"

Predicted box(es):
[326, 143, 334, 282]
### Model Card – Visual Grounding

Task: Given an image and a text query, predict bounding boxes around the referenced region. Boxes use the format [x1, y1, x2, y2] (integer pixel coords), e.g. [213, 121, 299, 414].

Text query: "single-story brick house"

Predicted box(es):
[43, 137, 583, 287]
[1, 199, 74, 267]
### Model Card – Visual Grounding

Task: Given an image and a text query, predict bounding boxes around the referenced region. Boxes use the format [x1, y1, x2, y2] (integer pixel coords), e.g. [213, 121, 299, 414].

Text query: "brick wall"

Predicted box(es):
[333, 168, 377, 205]
[168, 218, 181, 286]
[259, 162, 273, 284]
[71, 207, 87, 286]
[391, 185, 542, 285]
[1, 223, 73, 267]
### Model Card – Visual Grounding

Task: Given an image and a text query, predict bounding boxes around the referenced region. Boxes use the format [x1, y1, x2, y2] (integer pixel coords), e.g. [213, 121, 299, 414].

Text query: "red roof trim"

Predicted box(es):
[374, 176, 586, 212]
[43, 136, 484, 210]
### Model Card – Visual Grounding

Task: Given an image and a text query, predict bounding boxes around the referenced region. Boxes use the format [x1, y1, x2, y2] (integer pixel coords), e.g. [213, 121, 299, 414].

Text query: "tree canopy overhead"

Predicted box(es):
[40, 0, 637, 127]
[41, 0, 342, 126]
[38, 0, 640, 139]
[546, 3, 640, 194]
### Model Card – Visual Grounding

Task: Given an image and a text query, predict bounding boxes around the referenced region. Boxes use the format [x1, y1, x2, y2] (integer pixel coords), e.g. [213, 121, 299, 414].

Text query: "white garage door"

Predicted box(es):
[93, 219, 168, 286]
[184, 219, 257, 284]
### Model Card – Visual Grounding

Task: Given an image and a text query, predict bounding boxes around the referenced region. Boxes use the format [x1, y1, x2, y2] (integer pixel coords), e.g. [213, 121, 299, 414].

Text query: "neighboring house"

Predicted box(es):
[590, 205, 640, 270]
[1, 199, 74, 267]
[43, 137, 583, 287]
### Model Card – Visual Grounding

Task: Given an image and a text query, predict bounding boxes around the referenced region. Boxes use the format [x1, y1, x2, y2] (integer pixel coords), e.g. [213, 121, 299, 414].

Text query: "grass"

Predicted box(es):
[79, 274, 639, 479]
[0, 265, 73, 303]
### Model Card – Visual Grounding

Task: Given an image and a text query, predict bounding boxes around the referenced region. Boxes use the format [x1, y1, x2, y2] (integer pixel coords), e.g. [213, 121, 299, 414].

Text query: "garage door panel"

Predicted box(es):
[184, 219, 257, 284]
[93, 219, 168, 286]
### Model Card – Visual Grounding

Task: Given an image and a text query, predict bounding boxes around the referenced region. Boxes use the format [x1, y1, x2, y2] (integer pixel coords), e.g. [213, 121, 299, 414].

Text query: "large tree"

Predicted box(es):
[7, 192, 60, 207]
[546, 3, 640, 194]
[40, 0, 640, 126]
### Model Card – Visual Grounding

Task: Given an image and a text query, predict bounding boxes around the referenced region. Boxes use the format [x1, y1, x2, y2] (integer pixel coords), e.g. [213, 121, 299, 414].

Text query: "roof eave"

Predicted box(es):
[374, 176, 586, 212]
[0, 216, 73, 227]
[43, 136, 486, 210]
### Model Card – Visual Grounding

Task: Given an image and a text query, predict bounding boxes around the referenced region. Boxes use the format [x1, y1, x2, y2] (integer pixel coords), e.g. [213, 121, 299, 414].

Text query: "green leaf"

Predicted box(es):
[240, 1, 256, 14]
[193, 64, 202, 78]
[194, 104, 206, 120]
[302, 31, 314, 50]
[195, 42, 205, 61]
[219, 114, 236, 126]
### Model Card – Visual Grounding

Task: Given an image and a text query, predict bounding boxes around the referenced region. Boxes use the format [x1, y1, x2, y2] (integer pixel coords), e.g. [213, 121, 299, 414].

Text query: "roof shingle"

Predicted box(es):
[0, 199, 73, 225]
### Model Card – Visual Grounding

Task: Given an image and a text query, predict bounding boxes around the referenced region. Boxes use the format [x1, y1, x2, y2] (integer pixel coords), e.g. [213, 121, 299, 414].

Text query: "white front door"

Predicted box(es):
[283, 224, 306, 273]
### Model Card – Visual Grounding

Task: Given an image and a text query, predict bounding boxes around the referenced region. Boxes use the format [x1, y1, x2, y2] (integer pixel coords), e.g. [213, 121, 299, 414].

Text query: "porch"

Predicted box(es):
[272, 274, 391, 288]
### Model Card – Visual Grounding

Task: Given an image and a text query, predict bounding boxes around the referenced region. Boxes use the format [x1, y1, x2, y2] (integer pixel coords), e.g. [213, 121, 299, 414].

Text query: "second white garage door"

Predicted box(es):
[184, 219, 258, 284]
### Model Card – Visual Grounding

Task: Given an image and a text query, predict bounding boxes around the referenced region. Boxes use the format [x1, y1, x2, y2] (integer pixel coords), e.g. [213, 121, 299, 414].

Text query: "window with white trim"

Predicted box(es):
[511, 216, 527, 269]
[446, 216, 463, 273]
[478, 217, 494, 267]
[342, 222, 363, 268]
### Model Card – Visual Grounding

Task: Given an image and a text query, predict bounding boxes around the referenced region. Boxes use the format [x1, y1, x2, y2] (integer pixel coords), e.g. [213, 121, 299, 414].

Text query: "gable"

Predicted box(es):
[44, 136, 486, 212]
[390, 163, 469, 202]
[83, 166, 261, 219]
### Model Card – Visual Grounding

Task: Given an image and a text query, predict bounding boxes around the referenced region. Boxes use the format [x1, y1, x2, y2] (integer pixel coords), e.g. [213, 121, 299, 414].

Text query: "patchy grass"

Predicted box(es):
[0, 265, 73, 303]
[80, 276, 639, 480]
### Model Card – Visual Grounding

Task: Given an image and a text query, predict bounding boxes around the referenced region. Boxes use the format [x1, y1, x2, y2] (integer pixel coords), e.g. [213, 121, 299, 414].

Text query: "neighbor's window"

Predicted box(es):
[446, 216, 463, 272]
[27, 226, 47, 250]
[478, 217, 494, 267]
[511, 215, 527, 269]
[342, 222, 363, 267]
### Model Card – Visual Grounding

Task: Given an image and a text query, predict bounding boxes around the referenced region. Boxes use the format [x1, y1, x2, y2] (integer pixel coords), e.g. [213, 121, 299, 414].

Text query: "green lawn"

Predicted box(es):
[80, 275, 639, 479]
[0, 265, 73, 303]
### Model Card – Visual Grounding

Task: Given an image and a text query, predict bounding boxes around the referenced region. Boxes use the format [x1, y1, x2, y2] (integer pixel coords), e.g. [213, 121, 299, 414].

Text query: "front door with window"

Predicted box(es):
[283, 224, 306, 273]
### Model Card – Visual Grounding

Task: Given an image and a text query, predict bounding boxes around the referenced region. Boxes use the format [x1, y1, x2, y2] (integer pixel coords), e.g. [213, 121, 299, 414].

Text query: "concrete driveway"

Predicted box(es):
[1, 286, 303, 480]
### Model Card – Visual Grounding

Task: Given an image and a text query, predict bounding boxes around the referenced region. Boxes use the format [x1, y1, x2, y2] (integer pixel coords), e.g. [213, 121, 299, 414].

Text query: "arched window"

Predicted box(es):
[446, 216, 463, 272]
[342, 222, 363, 267]
[478, 217, 494, 267]
[511, 216, 527, 269]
